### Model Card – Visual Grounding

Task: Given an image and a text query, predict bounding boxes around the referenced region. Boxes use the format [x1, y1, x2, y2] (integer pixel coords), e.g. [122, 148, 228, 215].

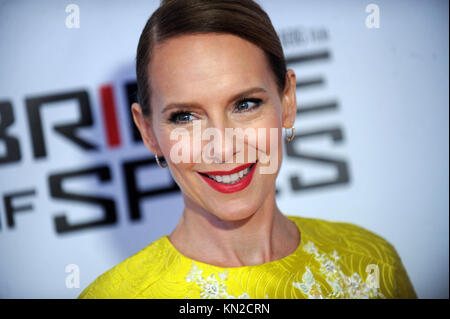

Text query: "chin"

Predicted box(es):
[207, 199, 260, 222]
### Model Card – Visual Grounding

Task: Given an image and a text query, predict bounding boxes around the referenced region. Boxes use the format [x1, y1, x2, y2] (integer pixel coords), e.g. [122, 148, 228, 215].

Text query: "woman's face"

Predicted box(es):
[132, 33, 297, 222]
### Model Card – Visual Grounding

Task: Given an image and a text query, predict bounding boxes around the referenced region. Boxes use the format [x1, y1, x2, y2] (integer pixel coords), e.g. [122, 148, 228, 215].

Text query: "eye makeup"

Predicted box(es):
[167, 97, 264, 124]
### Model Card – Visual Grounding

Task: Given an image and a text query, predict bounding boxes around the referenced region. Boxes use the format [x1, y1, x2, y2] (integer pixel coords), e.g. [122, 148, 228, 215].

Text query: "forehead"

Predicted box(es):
[148, 33, 275, 107]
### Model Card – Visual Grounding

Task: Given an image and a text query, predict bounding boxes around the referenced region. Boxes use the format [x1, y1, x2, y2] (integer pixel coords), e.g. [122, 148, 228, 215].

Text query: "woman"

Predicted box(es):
[79, 0, 417, 299]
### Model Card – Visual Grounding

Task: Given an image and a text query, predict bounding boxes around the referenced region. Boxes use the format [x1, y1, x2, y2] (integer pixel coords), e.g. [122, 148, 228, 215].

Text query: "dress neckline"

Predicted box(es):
[161, 215, 307, 271]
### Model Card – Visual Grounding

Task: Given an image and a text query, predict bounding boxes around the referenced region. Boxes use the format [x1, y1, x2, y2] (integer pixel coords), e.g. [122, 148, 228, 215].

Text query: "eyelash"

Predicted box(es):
[168, 98, 263, 124]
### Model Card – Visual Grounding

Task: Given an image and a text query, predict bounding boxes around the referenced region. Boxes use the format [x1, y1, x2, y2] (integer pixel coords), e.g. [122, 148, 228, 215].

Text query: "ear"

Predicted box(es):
[131, 103, 161, 155]
[280, 69, 297, 129]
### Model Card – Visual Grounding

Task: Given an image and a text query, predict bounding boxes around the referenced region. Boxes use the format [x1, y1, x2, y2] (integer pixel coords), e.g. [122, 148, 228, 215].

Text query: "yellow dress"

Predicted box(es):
[78, 215, 417, 299]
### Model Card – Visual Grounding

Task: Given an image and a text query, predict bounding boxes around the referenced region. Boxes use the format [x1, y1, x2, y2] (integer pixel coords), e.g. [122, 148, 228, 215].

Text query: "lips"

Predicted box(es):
[198, 161, 257, 194]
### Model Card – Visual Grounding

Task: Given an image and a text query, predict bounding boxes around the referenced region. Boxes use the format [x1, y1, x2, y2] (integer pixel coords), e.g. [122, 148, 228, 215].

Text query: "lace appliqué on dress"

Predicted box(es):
[185, 264, 250, 299]
[293, 241, 385, 299]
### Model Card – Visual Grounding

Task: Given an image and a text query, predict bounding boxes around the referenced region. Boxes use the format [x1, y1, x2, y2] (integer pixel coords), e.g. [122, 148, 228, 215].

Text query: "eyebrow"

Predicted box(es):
[161, 87, 268, 114]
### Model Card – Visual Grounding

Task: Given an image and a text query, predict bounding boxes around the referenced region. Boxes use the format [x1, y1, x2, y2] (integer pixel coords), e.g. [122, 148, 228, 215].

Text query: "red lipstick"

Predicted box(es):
[198, 162, 257, 194]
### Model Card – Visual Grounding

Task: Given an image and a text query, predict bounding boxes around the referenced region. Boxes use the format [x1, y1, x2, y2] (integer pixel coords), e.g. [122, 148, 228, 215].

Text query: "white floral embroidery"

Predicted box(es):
[331, 250, 340, 262]
[185, 264, 203, 283]
[226, 292, 250, 299]
[292, 241, 385, 299]
[303, 241, 318, 254]
[292, 266, 323, 299]
[185, 263, 250, 299]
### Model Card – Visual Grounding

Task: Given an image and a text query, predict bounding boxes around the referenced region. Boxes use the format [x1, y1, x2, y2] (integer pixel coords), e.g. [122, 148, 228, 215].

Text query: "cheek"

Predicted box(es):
[156, 127, 197, 182]
[251, 115, 283, 176]
[252, 116, 282, 155]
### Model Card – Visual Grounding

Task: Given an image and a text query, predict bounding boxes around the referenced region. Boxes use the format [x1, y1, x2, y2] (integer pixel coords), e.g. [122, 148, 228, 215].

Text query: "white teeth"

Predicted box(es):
[205, 164, 253, 184]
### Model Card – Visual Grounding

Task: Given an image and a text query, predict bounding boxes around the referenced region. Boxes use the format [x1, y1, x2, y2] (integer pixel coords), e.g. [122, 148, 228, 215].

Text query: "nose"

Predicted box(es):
[202, 121, 236, 164]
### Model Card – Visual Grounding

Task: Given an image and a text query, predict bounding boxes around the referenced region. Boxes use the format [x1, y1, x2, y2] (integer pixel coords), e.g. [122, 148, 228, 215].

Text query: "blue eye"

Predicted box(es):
[168, 98, 262, 124]
[234, 98, 262, 113]
[169, 111, 195, 124]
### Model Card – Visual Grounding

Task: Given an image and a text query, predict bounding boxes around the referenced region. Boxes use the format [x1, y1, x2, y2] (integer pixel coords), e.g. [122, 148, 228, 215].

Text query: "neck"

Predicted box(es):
[168, 189, 299, 267]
